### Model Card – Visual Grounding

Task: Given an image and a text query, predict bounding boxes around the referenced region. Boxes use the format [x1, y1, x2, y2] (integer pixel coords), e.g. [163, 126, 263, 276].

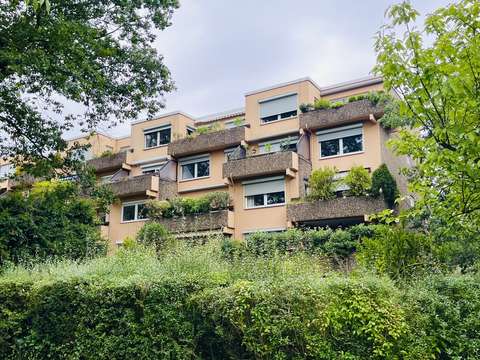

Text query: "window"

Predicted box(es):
[144, 125, 171, 149]
[179, 155, 210, 180]
[258, 136, 298, 154]
[121, 202, 148, 222]
[141, 162, 166, 174]
[187, 126, 196, 135]
[317, 123, 363, 158]
[259, 93, 298, 123]
[243, 176, 285, 209]
[0, 163, 14, 179]
[225, 118, 245, 129]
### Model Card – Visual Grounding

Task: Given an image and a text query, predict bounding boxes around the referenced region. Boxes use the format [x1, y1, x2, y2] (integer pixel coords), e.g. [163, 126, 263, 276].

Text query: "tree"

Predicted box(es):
[0, 0, 178, 176]
[374, 0, 480, 236]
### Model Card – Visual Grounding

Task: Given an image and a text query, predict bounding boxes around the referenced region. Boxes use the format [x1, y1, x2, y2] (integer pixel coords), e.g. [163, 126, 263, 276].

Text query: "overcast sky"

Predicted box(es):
[95, 0, 452, 137]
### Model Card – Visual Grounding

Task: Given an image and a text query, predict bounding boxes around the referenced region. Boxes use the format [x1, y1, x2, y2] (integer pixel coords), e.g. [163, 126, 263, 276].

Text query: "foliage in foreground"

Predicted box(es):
[0, 180, 107, 265]
[0, 244, 478, 359]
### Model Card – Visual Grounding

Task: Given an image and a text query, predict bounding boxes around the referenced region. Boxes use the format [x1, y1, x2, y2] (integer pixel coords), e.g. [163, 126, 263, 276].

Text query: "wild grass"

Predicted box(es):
[0, 239, 330, 288]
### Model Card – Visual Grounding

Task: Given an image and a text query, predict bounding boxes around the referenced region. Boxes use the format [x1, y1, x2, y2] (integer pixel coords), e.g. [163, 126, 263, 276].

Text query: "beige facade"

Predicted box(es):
[1, 75, 411, 250]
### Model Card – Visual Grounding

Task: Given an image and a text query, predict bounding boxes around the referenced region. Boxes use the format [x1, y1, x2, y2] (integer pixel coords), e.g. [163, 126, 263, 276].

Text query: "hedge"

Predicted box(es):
[0, 246, 479, 359]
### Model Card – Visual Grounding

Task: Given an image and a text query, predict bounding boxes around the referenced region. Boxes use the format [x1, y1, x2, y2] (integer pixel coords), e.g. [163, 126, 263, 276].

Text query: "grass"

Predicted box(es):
[0, 239, 331, 288]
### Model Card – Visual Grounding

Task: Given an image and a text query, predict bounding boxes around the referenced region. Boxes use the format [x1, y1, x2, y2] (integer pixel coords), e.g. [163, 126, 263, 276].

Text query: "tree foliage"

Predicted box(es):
[0, 0, 178, 175]
[374, 0, 480, 235]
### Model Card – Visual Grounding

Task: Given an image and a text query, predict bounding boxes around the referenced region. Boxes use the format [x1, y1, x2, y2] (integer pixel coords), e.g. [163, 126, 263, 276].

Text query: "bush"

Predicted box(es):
[146, 192, 231, 220]
[307, 167, 337, 201]
[313, 98, 332, 110]
[0, 181, 107, 265]
[136, 223, 171, 252]
[356, 226, 435, 279]
[343, 165, 372, 196]
[371, 164, 399, 207]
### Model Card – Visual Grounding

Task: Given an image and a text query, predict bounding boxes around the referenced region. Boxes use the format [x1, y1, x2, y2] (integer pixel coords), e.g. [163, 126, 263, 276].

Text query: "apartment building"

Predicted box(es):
[0, 76, 410, 248]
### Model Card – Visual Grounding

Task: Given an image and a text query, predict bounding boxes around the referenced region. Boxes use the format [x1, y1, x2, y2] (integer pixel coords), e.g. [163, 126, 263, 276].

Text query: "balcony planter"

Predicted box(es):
[87, 152, 127, 173]
[299, 99, 384, 131]
[223, 151, 298, 180]
[108, 174, 159, 198]
[156, 209, 234, 235]
[287, 195, 388, 224]
[168, 126, 245, 158]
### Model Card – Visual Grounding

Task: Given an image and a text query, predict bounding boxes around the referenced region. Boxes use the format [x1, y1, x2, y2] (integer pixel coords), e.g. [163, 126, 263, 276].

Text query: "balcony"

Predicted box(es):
[168, 126, 246, 158]
[287, 196, 388, 226]
[156, 210, 234, 237]
[108, 174, 160, 198]
[299, 99, 384, 131]
[223, 151, 299, 181]
[87, 152, 128, 173]
[9, 174, 37, 189]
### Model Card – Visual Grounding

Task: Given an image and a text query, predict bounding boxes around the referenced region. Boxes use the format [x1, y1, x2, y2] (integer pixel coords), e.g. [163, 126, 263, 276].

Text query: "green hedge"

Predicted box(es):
[1, 246, 478, 359]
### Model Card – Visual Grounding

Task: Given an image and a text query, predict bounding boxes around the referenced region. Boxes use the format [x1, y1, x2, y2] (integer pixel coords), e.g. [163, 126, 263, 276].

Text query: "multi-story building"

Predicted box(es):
[0, 76, 410, 248]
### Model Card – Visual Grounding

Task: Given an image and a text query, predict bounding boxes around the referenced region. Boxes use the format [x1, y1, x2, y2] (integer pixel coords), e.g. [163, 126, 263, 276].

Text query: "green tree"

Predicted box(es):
[0, 180, 107, 265]
[374, 0, 480, 235]
[0, 0, 178, 176]
[343, 165, 371, 197]
[307, 167, 338, 201]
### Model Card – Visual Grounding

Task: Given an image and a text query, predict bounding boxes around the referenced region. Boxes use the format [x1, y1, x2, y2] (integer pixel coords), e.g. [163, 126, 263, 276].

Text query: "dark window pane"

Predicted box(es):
[280, 110, 297, 119]
[122, 205, 136, 221]
[261, 114, 279, 123]
[320, 139, 340, 157]
[182, 163, 195, 179]
[159, 128, 171, 145]
[343, 134, 362, 154]
[267, 191, 285, 205]
[137, 204, 148, 219]
[196, 160, 210, 177]
[145, 132, 158, 148]
[253, 194, 265, 207]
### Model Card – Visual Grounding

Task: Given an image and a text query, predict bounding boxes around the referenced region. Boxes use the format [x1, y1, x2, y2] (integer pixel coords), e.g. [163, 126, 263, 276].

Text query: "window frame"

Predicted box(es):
[258, 135, 298, 154]
[259, 93, 298, 124]
[143, 125, 172, 149]
[141, 161, 167, 175]
[317, 123, 364, 159]
[121, 201, 148, 223]
[179, 155, 210, 181]
[243, 176, 286, 209]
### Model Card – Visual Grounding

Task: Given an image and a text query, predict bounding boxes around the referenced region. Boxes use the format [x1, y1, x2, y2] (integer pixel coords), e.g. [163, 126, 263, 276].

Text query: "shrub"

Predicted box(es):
[0, 181, 107, 265]
[99, 150, 114, 158]
[136, 223, 171, 251]
[322, 229, 355, 259]
[343, 165, 372, 196]
[356, 226, 435, 279]
[220, 238, 247, 260]
[299, 103, 314, 113]
[313, 98, 331, 110]
[370, 164, 399, 207]
[307, 166, 337, 200]
[203, 191, 230, 211]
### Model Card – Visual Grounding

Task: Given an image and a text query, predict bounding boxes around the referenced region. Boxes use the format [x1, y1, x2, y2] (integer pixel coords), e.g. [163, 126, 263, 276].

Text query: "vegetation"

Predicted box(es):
[0, 181, 107, 266]
[343, 165, 371, 196]
[370, 164, 399, 207]
[146, 192, 231, 219]
[300, 91, 391, 114]
[0, 243, 479, 359]
[0, 0, 178, 176]
[136, 223, 171, 252]
[306, 166, 338, 200]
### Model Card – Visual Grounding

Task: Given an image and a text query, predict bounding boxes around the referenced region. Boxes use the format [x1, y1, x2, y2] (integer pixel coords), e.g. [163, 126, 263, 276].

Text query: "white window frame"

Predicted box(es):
[186, 126, 196, 135]
[243, 176, 286, 209]
[258, 135, 298, 154]
[317, 123, 364, 159]
[259, 93, 298, 124]
[144, 124, 171, 149]
[141, 161, 167, 174]
[179, 154, 210, 181]
[225, 118, 245, 129]
[121, 201, 148, 223]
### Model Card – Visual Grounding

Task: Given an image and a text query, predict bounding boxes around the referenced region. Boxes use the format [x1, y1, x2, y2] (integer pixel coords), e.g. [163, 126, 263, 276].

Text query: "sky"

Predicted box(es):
[93, 0, 452, 138]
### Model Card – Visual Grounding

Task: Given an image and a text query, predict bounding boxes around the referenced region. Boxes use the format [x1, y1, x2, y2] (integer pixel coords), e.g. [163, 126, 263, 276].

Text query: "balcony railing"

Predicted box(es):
[87, 152, 127, 173]
[223, 151, 298, 180]
[299, 99, 384, 131]
[108, 174, 160, 198]
[287, 196, 388, 225]
[155, 209, 234, 236]
[168, 126, 246, 158]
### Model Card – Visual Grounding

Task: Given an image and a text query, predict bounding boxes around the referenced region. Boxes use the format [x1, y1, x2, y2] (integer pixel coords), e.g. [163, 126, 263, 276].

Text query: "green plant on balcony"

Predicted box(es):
[99, 150, 115, 158]
[263, 143, 272, 153]
[232, 117, 244, 127]
[188, 122, 222, 139]
[313, 98, 332, 110]
[307, 166, 338, 201]
[343, 166, 372, 196]
[370, 164, 399, 208]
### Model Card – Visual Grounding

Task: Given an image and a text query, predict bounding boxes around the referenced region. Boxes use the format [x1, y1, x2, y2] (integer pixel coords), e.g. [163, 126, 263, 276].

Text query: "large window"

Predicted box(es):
[121, 202, 148, 222]
[258, 135, 298, 154]
[180, 155, 210, 180]
[259, 93, 298, 123]
[141, 162, 166, 175]
[317, 123, 363, 158]
[144, 125, 171, 149]
[244, 177, 285, 209]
